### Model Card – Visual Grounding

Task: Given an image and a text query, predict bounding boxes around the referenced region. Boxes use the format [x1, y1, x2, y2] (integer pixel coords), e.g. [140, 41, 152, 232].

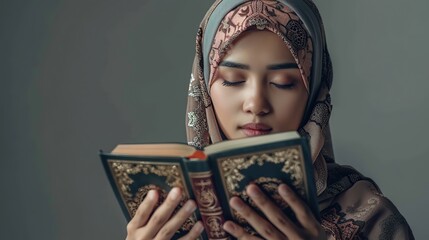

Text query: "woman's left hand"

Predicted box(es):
[222, 184, 326, 240]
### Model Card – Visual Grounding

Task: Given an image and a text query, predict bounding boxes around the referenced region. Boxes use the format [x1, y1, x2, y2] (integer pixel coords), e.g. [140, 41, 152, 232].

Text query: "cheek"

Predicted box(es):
[210, 83, 237, 120]
[210, 83, 242, 138]
[273, 90, 308, 129]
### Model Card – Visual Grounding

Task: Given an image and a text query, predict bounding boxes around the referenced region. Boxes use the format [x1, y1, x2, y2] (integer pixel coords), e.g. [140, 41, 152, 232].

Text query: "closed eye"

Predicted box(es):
[271, 82, 295, 89]
[221, 80, 245, 87]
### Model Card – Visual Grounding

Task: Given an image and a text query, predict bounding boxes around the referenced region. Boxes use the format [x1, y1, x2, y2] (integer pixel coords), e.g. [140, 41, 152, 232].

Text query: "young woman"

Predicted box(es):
[126, 0, 414, 239]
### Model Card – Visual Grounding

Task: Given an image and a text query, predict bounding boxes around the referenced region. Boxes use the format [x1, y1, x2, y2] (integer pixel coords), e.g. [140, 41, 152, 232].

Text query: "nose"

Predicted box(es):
[242, 82, 271, 116]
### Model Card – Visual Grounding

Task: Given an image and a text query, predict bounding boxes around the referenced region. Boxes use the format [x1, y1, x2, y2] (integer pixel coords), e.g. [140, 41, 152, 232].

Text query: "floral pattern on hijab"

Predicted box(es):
[207, 0, 313, 91]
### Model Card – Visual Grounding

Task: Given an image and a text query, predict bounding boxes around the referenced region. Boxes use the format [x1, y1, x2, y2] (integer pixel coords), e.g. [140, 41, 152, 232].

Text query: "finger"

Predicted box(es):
[127, 190, 158, 231]
[229, 197, 283, 240]
[156, 200, 198, 240]
[246, 184, 299, 238]
[178, 221, 204, 240]
[223, 221, 261, 240]
[142, 187, 183, 238]
[278, 184, 319, 234]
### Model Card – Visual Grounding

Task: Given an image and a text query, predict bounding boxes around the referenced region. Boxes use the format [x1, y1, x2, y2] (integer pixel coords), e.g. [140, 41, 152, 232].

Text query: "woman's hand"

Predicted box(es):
[126, 187, 204, 240]
[223, 184, 326, 240]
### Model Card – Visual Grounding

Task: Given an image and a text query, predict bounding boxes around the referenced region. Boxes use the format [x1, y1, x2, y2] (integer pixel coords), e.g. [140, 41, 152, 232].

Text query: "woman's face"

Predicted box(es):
[210, 30, 309, 140]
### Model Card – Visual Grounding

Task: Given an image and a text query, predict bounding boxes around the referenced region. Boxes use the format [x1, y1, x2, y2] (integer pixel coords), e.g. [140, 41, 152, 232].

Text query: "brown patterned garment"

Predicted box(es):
[185, 0, 414, 239]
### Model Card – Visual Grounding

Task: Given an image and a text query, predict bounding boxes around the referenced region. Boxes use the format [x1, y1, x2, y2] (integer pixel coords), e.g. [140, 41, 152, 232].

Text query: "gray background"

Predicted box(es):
[1, 0, 427, 239]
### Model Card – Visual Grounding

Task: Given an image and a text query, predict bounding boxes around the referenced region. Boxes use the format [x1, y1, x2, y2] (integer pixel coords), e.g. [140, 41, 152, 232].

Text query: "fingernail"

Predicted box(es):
[223, 222, 235, 232]
[195, 221, 204, 233]
[146, 190, 155, 200]
[279, 184, 289, 196]
[169, 188, 180, 201]
[184, 200, 197, 212]
[246, 185, 260, 198]
[230, 197, 243, 210]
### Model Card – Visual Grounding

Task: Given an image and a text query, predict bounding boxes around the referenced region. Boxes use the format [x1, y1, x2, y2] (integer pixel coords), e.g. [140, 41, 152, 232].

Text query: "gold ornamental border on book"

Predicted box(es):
[107, 160, 197, 233]
[217, 145, 309, 223]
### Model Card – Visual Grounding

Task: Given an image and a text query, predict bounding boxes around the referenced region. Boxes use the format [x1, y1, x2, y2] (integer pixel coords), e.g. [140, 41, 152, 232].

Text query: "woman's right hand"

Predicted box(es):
[126, 187, 204, 240]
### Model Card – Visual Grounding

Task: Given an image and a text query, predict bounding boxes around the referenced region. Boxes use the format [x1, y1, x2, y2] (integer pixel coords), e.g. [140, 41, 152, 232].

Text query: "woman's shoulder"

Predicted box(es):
[319, 164, 414, 240]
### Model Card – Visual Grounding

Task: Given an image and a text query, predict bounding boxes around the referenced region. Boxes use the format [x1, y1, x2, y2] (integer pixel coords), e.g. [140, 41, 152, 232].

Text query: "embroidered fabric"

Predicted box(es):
[285, 20, 308, 50]
[321, 203, 365, 240]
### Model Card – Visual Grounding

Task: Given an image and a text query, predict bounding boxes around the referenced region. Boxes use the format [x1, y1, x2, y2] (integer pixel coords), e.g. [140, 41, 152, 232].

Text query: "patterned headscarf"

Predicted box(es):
[186, 0, 333, 195]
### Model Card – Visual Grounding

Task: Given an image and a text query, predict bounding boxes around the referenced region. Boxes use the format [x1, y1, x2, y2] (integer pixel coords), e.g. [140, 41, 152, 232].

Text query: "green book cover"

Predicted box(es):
[100, 131, 319, 240]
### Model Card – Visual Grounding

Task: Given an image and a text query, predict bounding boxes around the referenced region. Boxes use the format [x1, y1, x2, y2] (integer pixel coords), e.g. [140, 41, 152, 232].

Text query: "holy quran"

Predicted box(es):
[100, 131, 319, 240]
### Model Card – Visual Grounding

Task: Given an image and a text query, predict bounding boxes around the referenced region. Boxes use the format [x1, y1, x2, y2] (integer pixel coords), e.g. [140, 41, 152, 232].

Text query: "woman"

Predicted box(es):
[126, 0, 414, 239]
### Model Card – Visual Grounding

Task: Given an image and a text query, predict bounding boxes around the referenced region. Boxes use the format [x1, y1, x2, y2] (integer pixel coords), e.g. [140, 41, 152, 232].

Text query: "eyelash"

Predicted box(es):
[221, 80, 244, 87]
[221, 80, 295, 89]
[271, 82, 295, 89]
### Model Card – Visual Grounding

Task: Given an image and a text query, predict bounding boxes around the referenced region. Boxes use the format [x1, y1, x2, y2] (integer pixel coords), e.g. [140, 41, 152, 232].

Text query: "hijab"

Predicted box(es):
[186, 0, 333, 195]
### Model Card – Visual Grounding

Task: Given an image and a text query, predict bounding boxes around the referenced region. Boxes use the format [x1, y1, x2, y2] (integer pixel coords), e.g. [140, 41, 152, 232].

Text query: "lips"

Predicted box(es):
[240, 123, 272, 136]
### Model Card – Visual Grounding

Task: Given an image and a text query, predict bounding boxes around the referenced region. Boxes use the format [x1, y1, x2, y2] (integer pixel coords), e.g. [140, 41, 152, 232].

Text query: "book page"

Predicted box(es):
[204, 131, 300, 155]
[112, 143, 197, 157]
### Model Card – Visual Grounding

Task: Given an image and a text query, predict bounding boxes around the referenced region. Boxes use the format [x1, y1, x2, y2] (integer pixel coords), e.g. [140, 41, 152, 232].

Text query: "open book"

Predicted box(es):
[100, 131, 319, 240]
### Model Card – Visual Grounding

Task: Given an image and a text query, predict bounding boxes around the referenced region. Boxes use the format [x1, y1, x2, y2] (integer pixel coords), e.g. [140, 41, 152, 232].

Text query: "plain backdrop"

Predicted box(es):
[1, 0, 427, 239]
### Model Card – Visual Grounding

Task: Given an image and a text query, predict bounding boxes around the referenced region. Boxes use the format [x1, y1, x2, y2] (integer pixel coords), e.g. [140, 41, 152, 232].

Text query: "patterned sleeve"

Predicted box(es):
[321, 180, 414, 240]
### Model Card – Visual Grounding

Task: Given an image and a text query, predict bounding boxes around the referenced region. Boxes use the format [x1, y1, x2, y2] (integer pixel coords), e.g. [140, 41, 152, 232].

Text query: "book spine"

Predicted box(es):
[185, 161, 230, 240]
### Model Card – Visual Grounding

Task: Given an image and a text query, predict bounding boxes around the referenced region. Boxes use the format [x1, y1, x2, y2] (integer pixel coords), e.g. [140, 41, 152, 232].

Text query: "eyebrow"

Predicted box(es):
[219, 61, 298, 70]
[267, 63, 299, 70]
[219, 61, 249, 69]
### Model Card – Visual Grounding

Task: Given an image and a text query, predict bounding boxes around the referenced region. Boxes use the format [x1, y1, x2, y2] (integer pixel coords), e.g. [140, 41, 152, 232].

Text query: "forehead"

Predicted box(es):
[222, 30, 296, 64]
